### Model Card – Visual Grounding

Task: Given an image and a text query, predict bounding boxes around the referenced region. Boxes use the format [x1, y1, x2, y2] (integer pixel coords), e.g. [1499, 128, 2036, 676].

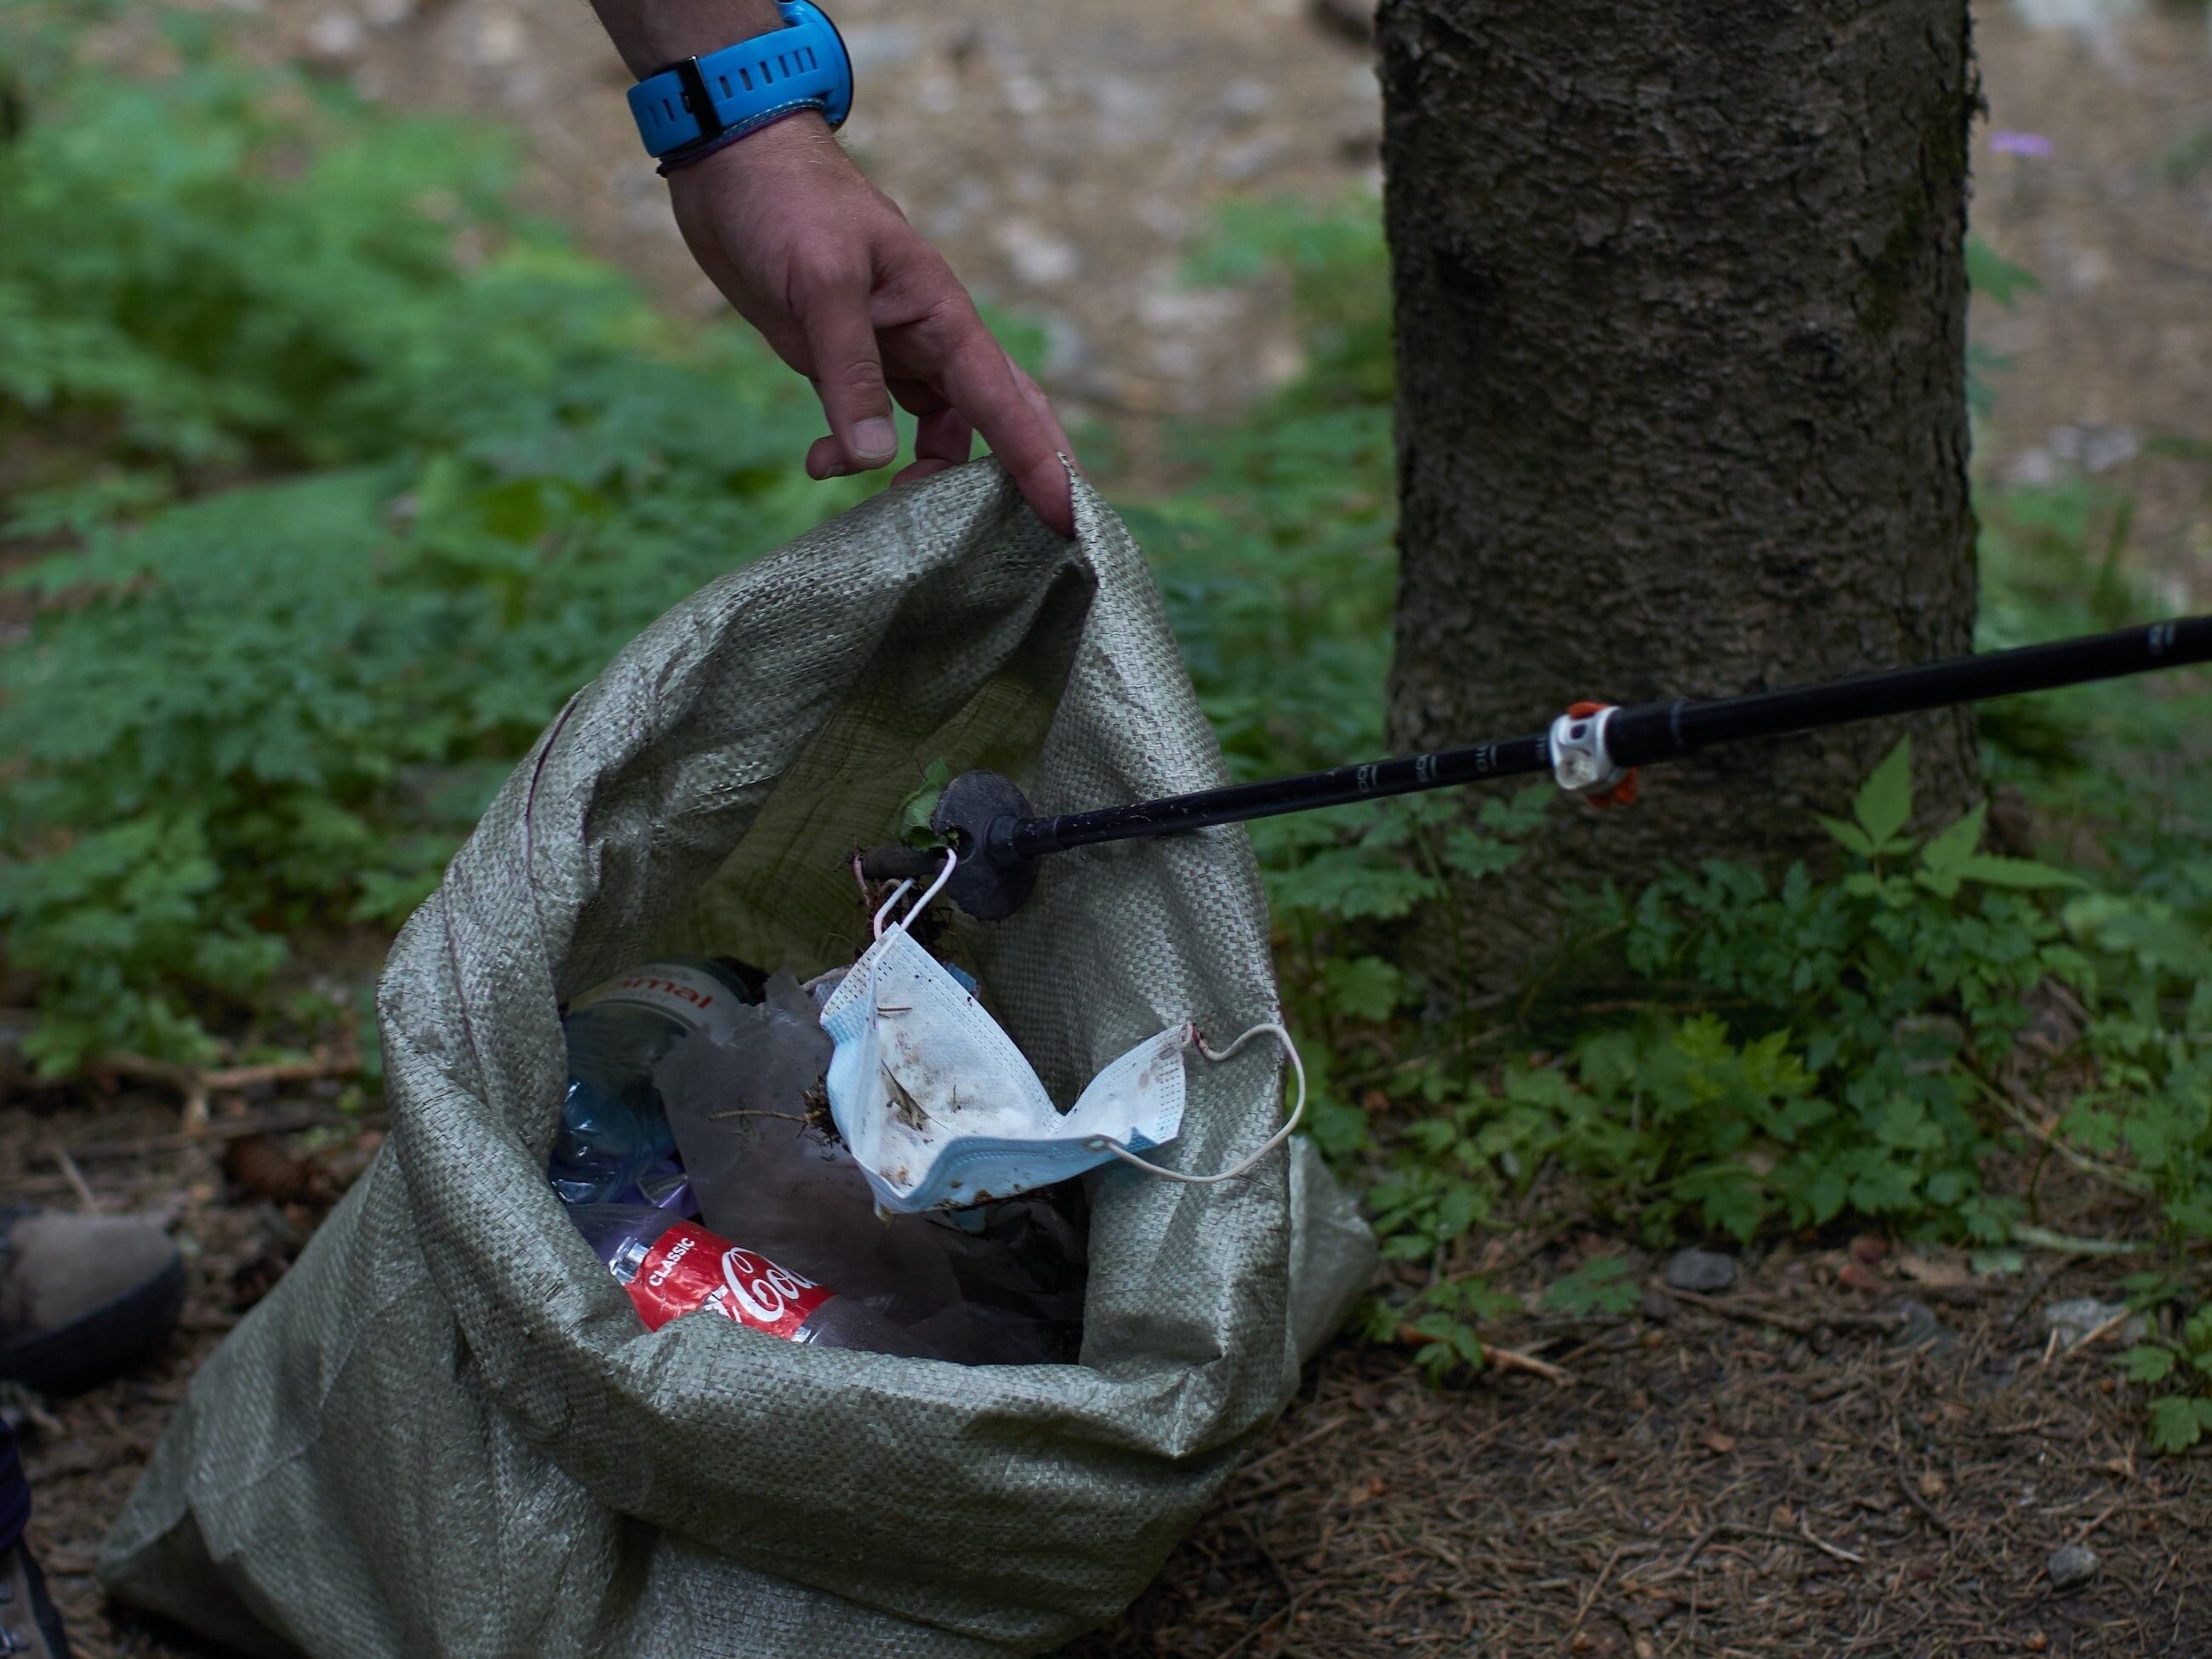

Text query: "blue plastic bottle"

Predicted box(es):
[550, 959, 761, 1210]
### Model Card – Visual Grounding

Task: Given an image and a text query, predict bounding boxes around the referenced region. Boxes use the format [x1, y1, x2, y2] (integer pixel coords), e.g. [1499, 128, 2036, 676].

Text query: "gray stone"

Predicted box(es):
[2048, 1542, 2100, 1591]
[2044, 1297, 2149, 1349]
[1665, 1248, 1737, 1294]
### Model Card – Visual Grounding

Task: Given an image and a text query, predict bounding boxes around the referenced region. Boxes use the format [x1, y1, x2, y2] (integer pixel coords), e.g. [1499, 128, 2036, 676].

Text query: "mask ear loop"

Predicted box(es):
[870, 848, 959, 940]
[1088, 1021, 1307, 1185]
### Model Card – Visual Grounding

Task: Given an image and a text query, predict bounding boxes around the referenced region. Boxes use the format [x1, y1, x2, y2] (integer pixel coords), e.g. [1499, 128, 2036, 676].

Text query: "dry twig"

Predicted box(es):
[97, 1051, 355, 1134]
[49, 1144, 100, 1213]
[1389, 1324, 1575, 1384]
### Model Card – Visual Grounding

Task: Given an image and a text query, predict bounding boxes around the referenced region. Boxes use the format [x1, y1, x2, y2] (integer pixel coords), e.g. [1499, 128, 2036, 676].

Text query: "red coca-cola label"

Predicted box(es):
[624, 1221, 833, 1341]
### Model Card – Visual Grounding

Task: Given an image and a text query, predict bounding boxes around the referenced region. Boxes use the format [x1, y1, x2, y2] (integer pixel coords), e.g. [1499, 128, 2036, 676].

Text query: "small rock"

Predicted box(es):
[1200, 1568, 1230, 1598]
[305, 10, 365, 57]
[2047, 1542, 2100, 1591]
[1665, 1248, 1736, 1293]
[1850, 1234, 1889, 1265]
[2044, 1297, 2148, 1349]
[1639, 1288, 1675, 1323]
[1896, 1253, 1970, 1290]
[1886, 1297, 1957, 1354]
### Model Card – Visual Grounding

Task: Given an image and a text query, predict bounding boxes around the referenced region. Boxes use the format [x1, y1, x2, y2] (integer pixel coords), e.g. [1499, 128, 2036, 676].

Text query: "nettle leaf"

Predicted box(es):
[1540, 1254, 1639, 1317]
[1265, 847, 1442, 921]
[2147, 1394, 2208, 1454]
[2185, 1305, 2212, 1354]
[1321, 955, 1408, 1022]
[1852, 738, 1914, 849]
[1443, 826, 1522, 882]
[2118, 1345, 2178, 1384]
[1477, 784, 1554, 838]
[1675, 1163, 1768, 1242]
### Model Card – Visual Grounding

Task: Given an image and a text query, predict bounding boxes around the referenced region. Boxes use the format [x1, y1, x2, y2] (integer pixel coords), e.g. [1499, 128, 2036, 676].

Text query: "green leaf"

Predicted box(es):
[1954, 853, 2085, 891]
[1320, 955, 1408, 1022]
[1967, 235, 2041, 310]
[898, 759, 953, 849]
[1540, 1254, 1639, 1317]
[2147, 1394, 2206, 1453]
[1851, 738, 1914, 848]
[1443, 826, 1523, 882]
[2118, 1345, 2178, 1383]
[1918, 801, 1987, 875]
[1264, 847, 1441, 921]
[1816, 814, 1878, 858]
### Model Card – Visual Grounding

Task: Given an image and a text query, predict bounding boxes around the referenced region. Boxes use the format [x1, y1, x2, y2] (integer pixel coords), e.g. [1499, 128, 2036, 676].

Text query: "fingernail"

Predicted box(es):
[852, 418, 898, 462]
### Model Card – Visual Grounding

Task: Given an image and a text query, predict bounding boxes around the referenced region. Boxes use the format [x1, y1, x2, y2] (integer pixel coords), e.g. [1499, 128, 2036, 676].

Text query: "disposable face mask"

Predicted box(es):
[818, 854, 1304, 1213]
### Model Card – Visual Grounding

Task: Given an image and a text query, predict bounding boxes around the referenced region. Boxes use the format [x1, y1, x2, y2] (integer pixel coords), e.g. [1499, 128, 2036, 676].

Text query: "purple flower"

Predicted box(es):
[1990, 131, 2055, 157]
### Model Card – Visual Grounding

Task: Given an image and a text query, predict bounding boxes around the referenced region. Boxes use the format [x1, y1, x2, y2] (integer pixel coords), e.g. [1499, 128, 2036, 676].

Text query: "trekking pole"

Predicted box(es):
[860, 614, 2212, 920]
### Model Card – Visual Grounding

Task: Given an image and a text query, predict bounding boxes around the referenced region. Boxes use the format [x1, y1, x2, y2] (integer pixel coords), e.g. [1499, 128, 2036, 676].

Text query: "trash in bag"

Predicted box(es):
[100, 461, 1377, 1659]
[823, 852, 1304, 1214]
[549, 957, 765, 1209]
[651, 966, 1082, 1361]
[570, 1203, 944, 1359]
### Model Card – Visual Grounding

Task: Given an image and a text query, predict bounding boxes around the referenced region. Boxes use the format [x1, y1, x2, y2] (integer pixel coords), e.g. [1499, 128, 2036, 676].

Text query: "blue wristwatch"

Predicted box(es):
[627, 1, 853, 171]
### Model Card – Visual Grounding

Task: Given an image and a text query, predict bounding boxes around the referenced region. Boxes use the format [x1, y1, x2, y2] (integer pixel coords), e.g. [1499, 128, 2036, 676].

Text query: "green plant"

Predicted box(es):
[1539, 1253, 1639, 1317]
[896, 759, 955, 851]
[1129, 192, 2212, 1445]
[1966, 234, 2039, 418]
[1126, 193, 1395, 779]
[1360, 1276, 1521, 1384]
[2116, 1288, 2212, 1453]
[0, 3, 860, 1069]
[9, 32, 2212, 1456]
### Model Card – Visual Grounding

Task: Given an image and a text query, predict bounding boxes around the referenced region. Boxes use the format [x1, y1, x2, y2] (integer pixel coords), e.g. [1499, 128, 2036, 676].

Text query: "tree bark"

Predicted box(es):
[1377, 0, 1982, 973]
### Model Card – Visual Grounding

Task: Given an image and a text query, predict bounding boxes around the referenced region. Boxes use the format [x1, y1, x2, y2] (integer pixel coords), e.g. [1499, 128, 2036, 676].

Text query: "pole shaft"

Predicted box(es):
[1000, 616, 2212, 864]
[1608, 614, 2212, 766]
[1005, 734, 1552, 859]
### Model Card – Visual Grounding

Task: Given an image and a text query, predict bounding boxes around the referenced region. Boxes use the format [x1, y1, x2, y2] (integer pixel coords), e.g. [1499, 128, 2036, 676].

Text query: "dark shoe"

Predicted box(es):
[0, 1211, 185, 1396]
[0, 1540, 71, 1658]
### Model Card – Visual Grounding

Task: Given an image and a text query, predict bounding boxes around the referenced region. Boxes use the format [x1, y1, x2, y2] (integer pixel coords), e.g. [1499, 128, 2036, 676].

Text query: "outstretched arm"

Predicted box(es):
[590, 0, 1076, 534]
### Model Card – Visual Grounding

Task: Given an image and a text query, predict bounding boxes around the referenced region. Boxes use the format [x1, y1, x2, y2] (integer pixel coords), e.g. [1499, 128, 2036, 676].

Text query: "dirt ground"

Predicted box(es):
[6, 1, 2212, 1655]
[3, 1086, 2207, 1659]
[204, 0, 2212, 521]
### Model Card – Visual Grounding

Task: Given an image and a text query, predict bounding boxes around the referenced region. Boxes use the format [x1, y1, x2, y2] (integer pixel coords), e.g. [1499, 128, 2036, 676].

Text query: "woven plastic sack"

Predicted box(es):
[99, 461, 1377, 1658]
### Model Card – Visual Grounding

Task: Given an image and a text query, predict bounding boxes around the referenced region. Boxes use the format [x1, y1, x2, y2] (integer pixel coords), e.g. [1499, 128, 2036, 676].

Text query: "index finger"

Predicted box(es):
[901, 308, 1075, 537]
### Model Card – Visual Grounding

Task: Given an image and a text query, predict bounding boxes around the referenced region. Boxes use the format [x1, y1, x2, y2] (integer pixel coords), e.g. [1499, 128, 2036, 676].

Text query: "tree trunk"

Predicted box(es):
[1377, 0, 1982, 975]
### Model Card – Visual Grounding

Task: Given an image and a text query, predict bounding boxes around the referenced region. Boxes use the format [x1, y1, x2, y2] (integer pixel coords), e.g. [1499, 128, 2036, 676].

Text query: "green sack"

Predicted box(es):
[100, 462, 1376, 1658]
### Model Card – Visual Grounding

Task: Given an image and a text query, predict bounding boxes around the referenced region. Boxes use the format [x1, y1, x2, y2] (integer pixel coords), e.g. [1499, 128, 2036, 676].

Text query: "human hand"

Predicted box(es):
[665, 113, 1077, 536]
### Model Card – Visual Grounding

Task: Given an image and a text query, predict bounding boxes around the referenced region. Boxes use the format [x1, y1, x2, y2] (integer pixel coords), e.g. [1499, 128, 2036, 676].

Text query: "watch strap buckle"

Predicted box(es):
[671, 57, 727, 140]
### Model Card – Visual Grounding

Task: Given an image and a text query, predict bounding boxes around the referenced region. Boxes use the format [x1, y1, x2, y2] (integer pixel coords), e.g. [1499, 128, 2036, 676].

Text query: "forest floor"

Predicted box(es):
[6, 0, 2212, 1656]
[6, 1086, 2208, 1659]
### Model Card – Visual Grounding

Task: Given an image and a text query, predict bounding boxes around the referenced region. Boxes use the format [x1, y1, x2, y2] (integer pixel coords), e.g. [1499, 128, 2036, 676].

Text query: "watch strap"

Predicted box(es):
[627, 1, 853, 161]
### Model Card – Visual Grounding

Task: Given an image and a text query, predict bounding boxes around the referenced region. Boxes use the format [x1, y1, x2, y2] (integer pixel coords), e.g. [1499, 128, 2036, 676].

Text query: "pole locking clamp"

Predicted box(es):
[1548, 703, 1637, 807]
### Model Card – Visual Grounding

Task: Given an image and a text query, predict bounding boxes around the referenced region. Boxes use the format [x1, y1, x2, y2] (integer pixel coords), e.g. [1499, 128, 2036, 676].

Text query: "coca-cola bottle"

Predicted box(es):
[550, 959, 762, 1208]
[567, 1204, 944, 1360]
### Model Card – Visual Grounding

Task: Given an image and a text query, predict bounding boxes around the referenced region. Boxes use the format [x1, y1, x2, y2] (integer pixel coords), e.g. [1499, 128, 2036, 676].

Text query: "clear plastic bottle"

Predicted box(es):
[550, 959, 761, 1208]
[569, 1204, 944, 1359]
